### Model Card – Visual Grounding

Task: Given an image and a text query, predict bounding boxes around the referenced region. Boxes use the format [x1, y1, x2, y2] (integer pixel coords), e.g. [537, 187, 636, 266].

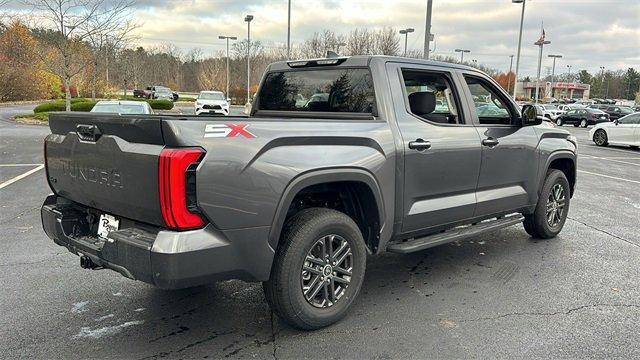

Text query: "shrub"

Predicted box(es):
[34, 101, 64, 113]
[147, 99, 174, 110]
[177, 97, 196, 102]
[70, 101, 96, 112]
[34, 99, 96, 113]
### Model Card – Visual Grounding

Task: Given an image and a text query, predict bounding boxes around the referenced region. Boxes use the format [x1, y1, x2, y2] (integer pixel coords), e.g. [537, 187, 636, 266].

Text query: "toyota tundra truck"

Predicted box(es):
[41, 55, 577, 330]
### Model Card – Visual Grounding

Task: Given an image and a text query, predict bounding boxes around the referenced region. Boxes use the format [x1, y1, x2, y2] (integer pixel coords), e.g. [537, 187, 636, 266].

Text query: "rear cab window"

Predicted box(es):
[256, 68, 376, 117]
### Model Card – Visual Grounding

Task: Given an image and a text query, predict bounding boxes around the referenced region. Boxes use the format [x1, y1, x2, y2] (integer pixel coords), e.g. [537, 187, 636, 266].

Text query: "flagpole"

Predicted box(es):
[534, 22, 550, 104]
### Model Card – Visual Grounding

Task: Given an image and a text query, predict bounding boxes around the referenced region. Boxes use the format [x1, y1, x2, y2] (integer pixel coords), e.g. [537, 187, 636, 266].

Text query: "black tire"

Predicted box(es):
[524, 169, 570, 239]
[593, 129, 608, 146]
[555, 118, 563, 126]
[580, 119, 588, 128]
[630, 146, 639, 150]
[263, 208, 367, 330]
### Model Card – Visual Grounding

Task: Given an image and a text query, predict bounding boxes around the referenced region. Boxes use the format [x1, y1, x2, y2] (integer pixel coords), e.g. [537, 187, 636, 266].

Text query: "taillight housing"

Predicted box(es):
[158, 147, 206, 230]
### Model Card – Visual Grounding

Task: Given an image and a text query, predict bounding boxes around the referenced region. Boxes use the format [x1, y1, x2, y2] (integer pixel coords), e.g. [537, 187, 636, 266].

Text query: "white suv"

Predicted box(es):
[195, 91, 230, 116]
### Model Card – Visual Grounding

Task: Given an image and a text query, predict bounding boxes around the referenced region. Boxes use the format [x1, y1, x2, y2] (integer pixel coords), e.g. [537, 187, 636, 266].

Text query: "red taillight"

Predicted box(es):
[158, 147, 206, 230]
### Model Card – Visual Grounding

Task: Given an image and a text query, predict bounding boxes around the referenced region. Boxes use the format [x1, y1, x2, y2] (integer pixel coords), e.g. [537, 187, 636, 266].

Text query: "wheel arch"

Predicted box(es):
[543, 152, 576, 198]
[268, 168, 385, 254]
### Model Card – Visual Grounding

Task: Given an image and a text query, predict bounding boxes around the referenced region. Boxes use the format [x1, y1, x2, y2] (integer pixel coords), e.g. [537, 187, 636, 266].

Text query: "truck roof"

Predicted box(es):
[267, 55, 480, 72]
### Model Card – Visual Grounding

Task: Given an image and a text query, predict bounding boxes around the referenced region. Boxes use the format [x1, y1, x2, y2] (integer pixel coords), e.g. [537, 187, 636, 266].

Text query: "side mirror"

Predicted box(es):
[227, 98, 231, 103]
[614, 119, 619, 125]
[521, 105, 542, 126]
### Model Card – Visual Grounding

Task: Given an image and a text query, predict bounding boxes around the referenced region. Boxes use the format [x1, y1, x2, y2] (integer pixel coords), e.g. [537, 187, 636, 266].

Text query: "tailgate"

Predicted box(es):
[45, 112, 165, 226]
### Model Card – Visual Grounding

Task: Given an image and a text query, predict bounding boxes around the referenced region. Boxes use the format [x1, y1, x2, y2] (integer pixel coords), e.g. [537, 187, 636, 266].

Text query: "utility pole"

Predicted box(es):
[399, 28, 415, 57]
[287, 0, 291, 59]
[424, 0, 433, 59]
[218, 35, 237, 99]
[512, 0, 526, 99]
[508, 54, 514, 92]
[455, 48, 470, 63]
[245, 15, 254, 105]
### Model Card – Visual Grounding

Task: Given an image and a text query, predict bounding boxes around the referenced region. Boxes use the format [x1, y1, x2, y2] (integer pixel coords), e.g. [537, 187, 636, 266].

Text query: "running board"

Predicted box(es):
[387, 214, 525, 254]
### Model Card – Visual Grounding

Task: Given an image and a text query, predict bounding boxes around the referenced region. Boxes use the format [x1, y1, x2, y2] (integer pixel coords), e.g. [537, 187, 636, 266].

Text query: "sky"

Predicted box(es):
[6, 0, 640, 76]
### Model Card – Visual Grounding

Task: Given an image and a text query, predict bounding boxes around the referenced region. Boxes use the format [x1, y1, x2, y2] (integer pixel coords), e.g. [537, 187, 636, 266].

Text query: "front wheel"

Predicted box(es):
[556, 118, 563, 126]
[263, 208, 367, 330]
[524, 169, 570, 239]
[593, 129, 608, 146]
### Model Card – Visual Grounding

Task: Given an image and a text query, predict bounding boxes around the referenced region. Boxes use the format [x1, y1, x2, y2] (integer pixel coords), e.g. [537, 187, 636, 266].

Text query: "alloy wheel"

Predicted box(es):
[546, 183, 566, 227]
[301, 234, 353, 308]
[594, 130, 606, 146]
[580, 119, 587, 128]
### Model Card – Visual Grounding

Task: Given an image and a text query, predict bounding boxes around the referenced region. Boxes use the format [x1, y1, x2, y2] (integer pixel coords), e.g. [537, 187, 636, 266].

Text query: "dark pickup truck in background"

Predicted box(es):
[41, 55, 577, 330]
[133, 85, 179, 101]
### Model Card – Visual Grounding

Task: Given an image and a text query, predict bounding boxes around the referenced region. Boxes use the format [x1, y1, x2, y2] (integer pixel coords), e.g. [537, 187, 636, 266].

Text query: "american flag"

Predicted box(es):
[535, 28, 546, 45]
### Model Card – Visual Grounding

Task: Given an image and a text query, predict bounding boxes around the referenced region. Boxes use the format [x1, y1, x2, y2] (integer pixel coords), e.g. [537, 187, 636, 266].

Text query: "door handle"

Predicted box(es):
[408, 139, 431, 151]
[481, 138, 499, 147]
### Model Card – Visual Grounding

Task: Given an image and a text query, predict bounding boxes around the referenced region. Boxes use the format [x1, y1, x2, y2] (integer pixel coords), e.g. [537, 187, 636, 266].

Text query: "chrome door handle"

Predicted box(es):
[408, 139, 431, 151]
[481, 138, 499, 147]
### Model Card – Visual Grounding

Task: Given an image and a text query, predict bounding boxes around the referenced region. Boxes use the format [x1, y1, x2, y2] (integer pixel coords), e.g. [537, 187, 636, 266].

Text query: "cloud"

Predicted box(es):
[7, 0, 639, 75]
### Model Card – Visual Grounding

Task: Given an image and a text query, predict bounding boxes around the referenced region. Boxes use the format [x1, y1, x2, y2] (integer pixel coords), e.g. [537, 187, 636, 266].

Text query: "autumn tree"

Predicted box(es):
[0, 21, 60, 101]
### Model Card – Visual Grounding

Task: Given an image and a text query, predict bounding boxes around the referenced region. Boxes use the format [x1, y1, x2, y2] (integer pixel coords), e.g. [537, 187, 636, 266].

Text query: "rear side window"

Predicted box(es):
[258, 68, 375, 114]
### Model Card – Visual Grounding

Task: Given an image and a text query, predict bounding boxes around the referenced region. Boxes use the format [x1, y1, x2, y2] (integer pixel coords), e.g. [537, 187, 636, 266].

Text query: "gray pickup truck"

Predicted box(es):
[41, 56, 577, 330]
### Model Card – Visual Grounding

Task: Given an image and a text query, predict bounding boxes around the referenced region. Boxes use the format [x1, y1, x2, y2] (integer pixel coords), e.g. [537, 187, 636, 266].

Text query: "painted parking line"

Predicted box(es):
[577, 169, 640, 185]
[0, 164, 45, 189]
[0, 163, 44, 167]
[581, 144, 640, 156]
[580, 155, 640, 167]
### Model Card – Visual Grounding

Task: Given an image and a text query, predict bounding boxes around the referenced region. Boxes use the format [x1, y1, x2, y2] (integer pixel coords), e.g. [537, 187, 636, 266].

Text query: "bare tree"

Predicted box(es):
[86, 18, 138, 100]
[373, 27, 399, 55]
[24, 0, 135, 110]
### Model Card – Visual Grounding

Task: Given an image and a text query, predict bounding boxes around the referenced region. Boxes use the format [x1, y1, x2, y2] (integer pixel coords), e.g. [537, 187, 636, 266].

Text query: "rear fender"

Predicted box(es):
[268, 168, 386, 251]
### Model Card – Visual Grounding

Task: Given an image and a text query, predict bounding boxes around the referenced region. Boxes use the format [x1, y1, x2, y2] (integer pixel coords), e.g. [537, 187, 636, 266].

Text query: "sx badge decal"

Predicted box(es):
[204, 123, 255, 138]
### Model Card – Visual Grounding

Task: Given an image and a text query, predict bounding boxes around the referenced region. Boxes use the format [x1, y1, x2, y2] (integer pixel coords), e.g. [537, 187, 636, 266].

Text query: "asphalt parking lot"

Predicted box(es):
[1, 105, 639, 359]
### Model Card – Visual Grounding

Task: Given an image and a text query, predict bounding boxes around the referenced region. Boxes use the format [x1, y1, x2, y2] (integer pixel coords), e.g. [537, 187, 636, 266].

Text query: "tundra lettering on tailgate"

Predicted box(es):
[204, 123, 255, 138]
[60, 159, 124, 188]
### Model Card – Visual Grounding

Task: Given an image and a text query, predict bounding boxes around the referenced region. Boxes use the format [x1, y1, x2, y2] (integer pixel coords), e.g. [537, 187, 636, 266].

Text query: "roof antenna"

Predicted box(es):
[326, 51, 339, 58]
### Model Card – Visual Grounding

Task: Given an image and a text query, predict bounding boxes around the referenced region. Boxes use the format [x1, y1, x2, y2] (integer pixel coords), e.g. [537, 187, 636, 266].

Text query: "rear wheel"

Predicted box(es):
[593, 129, 608, 146]
[263, 208, 367, 330]
[580, 119, 588, 128]
[556, 118, 563, 126]
[524, 169, 570, 239]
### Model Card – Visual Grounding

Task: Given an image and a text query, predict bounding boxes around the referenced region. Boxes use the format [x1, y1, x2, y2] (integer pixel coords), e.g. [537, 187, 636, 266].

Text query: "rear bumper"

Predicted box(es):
[41, 195, 274, 289]
[195, 107, 229, 116]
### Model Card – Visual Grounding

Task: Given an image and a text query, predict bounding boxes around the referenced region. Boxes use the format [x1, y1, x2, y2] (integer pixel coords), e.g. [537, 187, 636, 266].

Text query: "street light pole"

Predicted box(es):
[287, 0, 291, 59]
[218, 35, 237, 99]
[566, 64, 572, 81]
[548, 54, 562, 83]
[600, 66, 605, 98]
[244, 15, 254, 105]
[399, 28, 414, 57]
[424, 0, 433, 59]
[512, 0, 526, 99]
[508, 54, 514, 93]
[455, 48, 470, 63]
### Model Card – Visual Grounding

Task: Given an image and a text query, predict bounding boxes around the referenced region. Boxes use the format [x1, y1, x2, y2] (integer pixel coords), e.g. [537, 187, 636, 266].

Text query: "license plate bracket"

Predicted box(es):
[97, 214, 120, 239]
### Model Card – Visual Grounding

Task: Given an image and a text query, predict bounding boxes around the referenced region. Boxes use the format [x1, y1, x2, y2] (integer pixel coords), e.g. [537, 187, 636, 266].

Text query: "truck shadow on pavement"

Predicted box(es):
[122, 225, 560, 358]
